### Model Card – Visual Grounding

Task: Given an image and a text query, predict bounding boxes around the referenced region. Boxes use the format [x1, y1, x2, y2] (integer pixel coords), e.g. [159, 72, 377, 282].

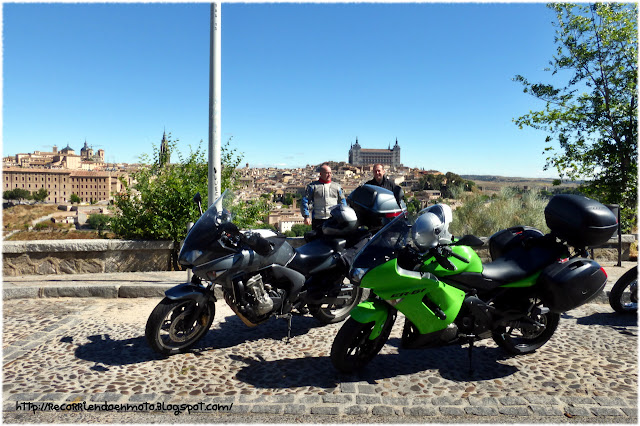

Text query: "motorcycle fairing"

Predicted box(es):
[360, 258, 466, 335]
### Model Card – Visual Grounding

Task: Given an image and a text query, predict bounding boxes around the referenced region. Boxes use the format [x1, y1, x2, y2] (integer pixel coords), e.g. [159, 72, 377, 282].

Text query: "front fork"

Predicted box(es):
[349, 298, 395, 340]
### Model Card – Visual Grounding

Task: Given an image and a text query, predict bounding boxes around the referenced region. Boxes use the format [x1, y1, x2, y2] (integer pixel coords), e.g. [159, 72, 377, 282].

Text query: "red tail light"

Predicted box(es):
[385, 212, 402, 218]
[601, 267, 608, 278]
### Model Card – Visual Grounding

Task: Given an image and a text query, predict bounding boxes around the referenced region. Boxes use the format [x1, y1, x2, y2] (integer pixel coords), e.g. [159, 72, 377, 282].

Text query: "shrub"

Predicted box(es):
[450, 188, 549, 237]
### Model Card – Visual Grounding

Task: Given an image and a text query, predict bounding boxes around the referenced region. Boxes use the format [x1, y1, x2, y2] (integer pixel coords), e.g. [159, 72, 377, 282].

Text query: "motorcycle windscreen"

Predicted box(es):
[351, 213, 411, 273]
[179, 190, 235, 266]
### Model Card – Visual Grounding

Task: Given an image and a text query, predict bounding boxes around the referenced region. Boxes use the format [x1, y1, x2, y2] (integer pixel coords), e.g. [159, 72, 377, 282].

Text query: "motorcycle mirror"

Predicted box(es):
[452, 234, 484, 247]
[193, 192, 202, 204]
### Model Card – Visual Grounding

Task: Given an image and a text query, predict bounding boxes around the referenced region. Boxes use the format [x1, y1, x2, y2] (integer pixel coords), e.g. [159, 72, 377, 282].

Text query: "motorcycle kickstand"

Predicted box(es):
[464, 335, 476, 376]
[276, 313, 293, 344]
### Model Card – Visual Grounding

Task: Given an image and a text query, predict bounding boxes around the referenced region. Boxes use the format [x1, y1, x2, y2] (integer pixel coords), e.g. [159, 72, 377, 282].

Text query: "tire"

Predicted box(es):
[145, 297, 215, 355]
[330, 312, 396, 373]
[609, 267, 638, 314]
[492, 307, 560, 355]
[310, 283, 364, 324]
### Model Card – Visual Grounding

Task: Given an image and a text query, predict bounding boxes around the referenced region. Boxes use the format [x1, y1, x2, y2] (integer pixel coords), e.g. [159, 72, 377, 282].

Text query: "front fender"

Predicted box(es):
[350, 299, 391, 340]
[165, 282, 216, 305]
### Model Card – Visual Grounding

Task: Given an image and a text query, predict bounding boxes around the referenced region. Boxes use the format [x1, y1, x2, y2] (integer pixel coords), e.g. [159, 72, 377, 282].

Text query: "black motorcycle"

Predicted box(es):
[145, 188, 401, 355]
[609, 266, 638, 314]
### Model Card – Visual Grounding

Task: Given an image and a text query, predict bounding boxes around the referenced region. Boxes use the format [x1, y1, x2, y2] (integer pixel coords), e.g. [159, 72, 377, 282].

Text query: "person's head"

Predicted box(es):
[319, 163, 332, 181]
[372, 164, 385, 183]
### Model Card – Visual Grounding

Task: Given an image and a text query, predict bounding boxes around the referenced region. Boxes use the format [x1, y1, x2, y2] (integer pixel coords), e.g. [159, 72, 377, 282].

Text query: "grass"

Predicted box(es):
[3, 204, 59, 231]
[3, 203, 116, 241]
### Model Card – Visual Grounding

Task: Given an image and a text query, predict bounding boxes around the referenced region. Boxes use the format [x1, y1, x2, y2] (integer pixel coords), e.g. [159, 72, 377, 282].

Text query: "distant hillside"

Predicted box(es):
[462, 175, 583, 185]
[461, 175, 581, 193]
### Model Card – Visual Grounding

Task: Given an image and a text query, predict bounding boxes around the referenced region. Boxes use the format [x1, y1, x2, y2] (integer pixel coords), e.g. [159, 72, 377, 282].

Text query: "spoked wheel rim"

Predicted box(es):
[609, 268, 638, 314]
[344, 323, 380, 368]
[158, 301, 211, 350]
[492, 303, 560, 355]
[617, 282, 638, 312]
[503, 312, 549, 347]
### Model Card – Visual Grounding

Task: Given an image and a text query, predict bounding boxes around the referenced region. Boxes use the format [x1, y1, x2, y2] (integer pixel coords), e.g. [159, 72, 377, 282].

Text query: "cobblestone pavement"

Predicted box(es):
[2, 294, 637, 424]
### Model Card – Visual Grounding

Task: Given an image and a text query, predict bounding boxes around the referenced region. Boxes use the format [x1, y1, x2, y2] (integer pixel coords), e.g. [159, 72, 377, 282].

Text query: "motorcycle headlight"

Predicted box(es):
[350, 267, 369, 284]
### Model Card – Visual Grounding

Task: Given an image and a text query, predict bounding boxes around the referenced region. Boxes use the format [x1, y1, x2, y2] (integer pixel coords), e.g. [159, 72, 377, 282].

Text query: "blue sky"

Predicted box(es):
[4, 2, 564, 178]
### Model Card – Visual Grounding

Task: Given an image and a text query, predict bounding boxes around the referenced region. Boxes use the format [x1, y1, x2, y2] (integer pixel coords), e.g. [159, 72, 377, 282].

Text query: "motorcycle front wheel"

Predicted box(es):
[330, 312, 396, 373]
[308, 281, 364, 324]
[492, 309, 560, 355]
[145, 297, 215, 355]
[609, 267, 638, 314]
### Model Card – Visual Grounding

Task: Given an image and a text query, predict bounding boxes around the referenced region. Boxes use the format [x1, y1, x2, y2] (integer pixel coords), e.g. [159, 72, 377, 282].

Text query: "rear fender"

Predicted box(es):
[350, 299, 391, 340]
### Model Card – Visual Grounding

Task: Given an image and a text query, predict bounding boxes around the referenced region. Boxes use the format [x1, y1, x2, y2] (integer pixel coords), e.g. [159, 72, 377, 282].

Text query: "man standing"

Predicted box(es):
[365, 164, 396, 191]
[301, 163, 347, 229]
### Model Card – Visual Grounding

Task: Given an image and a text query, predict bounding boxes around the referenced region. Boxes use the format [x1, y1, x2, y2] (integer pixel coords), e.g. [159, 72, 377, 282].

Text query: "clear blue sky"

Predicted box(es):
[4, 2, 564, 178]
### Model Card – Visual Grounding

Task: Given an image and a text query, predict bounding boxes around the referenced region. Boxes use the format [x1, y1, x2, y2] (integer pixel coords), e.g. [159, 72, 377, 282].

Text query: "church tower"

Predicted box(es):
[159, 130, 170, 166]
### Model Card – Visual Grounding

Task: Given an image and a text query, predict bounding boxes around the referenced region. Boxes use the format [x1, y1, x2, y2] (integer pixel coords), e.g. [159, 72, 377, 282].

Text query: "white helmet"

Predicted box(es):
[412, 212, 446, 251]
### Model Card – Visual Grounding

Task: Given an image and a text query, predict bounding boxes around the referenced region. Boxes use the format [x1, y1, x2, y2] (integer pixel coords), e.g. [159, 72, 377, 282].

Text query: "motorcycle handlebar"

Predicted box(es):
[217, 222, 272, 256]
[239, 231, 273, 256]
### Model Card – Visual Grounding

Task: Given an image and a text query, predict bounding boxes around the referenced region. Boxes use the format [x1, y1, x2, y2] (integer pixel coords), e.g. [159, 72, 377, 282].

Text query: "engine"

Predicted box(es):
[458, 295, 493, 338]
[245, 274, 274, 315]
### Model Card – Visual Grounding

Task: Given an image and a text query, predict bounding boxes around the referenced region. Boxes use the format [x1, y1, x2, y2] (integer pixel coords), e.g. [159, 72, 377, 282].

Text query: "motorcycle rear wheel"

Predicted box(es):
[330, 312, 396, 373]
[609, 267, 638, 314]
[145, 297, 215, 355]
[309, 285, 364, 324]
[492, 310, 560, 355]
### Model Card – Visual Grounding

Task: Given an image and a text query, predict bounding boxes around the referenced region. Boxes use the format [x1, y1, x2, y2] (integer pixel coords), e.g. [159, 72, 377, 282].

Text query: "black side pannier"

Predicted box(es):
[544, 194, 617, 248]
[488, 226, 544, 260]
[538, 257, 607, 313]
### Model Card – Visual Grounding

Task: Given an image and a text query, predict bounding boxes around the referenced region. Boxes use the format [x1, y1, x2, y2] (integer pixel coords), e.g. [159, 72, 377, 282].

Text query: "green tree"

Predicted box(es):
[69, 193, 81, 204]
[32, 188, 49, 202]
[290, 224, 311, 237]
[110, 135, 249, 269]
[514, 3, 637, 232]
[3, 188, 32, 203]
[87, 214, 111, 237]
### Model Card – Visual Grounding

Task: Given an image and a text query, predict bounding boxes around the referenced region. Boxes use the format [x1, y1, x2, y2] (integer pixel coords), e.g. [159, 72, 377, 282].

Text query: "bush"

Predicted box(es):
[450, 188, 549, 237]
[87, 214, 111, 235]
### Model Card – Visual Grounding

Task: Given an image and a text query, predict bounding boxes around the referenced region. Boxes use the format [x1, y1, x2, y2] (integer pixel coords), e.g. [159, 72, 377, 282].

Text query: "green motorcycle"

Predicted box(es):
[330, 194, 618, 373]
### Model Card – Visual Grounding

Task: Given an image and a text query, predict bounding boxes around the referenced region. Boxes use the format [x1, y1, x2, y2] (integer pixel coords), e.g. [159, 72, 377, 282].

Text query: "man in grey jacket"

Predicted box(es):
[301, 163, 347, 229]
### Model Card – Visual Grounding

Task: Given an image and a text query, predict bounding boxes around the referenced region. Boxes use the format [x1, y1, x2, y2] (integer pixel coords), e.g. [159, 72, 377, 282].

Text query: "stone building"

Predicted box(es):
[348, 138, 401, 168]
[2, 167, 131, 204]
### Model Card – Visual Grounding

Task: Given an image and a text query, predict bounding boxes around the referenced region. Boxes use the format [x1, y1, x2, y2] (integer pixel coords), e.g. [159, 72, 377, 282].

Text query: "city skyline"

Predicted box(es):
[5, 3, 566, 178]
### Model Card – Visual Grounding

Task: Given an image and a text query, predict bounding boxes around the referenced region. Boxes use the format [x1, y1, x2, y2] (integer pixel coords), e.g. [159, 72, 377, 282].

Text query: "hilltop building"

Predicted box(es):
[348, 138, 401, 168]
[2, 167, 132, 204]
[4, 142, 105, 170]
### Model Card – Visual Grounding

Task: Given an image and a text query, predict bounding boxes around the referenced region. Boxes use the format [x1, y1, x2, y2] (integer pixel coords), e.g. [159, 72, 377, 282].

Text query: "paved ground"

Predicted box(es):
[2, 262, 637, 423]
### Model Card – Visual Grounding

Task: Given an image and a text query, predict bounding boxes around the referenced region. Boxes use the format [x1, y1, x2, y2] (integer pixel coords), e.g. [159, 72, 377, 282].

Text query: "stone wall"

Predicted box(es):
[3, 240, 174, 276]
[2, 235, 635, 276]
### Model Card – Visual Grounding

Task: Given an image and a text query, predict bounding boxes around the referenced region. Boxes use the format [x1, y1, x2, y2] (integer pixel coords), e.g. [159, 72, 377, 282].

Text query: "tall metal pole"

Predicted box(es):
[208, 2, 222, 206]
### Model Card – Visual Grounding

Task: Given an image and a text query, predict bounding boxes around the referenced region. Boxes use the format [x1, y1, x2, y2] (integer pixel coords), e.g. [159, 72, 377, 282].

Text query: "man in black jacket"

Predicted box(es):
[365, 164, 396, 191]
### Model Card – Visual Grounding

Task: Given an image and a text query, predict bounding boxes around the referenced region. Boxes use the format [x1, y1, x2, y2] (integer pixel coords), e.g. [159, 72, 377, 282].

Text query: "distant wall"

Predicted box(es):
[2, 235, 635, 276]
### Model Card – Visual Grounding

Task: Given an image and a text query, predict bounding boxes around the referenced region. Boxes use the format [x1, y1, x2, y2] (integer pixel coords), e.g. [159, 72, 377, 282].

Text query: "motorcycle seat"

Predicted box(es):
[288, 238, 346, 275]
[448, 245, 562, 290]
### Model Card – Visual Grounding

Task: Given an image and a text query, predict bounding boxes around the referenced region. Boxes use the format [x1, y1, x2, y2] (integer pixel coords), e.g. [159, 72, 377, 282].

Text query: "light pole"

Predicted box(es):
[208, 2, 222, 206]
